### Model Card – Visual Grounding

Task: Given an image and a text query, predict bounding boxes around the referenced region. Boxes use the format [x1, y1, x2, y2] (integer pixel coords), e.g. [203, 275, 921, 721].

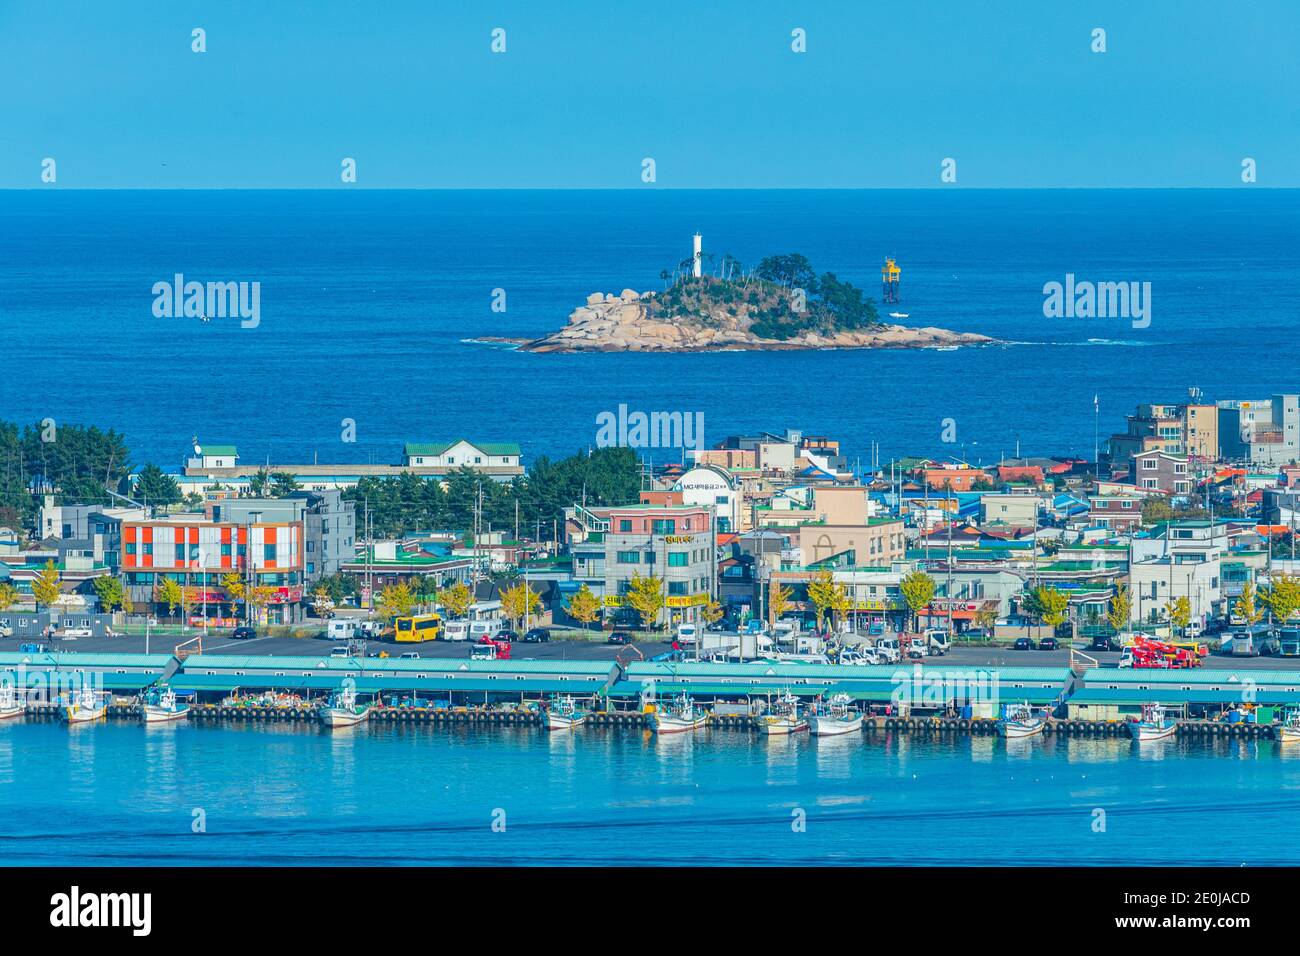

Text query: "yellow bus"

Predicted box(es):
[394, 613, 444, 643]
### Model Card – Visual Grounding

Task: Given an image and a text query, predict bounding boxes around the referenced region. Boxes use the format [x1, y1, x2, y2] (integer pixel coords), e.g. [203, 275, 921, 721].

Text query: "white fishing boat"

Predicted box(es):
[997, 701, 1046, 739]
[141, 687, 191, 723]
[1279, 707, 1300, 743]
[756, 692, 809, 736]
[1129, 702, 1178, 742]
[541, 695, 588, 731]
[61, 687, 108, 724]
[889, 311, 909, 319]
[809, 693, 863, 736]
[318, 685, 371, 727]
[649, 693, 709, 734]
[0, 684, 25, 720]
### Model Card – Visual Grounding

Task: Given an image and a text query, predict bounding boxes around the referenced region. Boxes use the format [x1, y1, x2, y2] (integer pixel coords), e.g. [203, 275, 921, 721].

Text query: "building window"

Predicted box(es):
[616, 551, 640, 564]
[668, 582, 688, 596]
[668, 552, 688, 567]
[652, 519, 676, 534]
[619, 520, 632, 532]
[264, 544, 276, 560]
[175, 544, 185, 561]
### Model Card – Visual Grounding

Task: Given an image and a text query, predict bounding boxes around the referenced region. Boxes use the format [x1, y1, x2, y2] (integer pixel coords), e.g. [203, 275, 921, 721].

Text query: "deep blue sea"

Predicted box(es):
[1, 189, 1297, 470]
[1, 721, 1297, 866]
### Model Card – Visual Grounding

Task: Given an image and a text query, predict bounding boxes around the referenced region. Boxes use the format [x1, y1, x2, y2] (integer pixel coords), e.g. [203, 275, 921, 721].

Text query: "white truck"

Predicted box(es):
[700, 631, 773, 661]
[873, 637, 902, 664]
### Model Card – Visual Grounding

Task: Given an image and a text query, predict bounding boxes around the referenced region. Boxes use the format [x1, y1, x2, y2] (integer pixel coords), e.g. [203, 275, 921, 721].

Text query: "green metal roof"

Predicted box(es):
[1079, 668, 1300, 689]
[404, 441, 521, 457]
[200, 445, 238, 457]
[1069, 687, 1300, 706]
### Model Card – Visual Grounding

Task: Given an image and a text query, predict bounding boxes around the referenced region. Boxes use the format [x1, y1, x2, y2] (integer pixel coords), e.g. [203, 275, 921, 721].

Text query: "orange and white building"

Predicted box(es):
[122, 517, 305, 624]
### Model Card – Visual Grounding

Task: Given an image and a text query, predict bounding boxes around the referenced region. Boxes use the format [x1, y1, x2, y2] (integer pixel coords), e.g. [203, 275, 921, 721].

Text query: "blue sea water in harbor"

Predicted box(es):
[1, 189, 1297, 469]
[1, 721, 1297, 866]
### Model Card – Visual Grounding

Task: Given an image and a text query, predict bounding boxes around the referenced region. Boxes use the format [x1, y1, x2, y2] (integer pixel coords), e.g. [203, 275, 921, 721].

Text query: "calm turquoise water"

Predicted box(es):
[1, 721, 1296, 866]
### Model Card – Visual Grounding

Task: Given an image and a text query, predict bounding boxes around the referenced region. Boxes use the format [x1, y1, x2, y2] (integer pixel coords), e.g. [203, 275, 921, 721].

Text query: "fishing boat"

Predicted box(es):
[0, 684, 25, 720]
[141, 687, 191, 723]
[756, 692, 809, 736]
[649, 693, 709, 734]
[541, 695, 588, 731]
[318, 685, 371, 727]
[60, 687, 108, 724]
[997, 701, 1046, 739]
[808, 693, 863, 736]
[1130, 702, 1178, 742]
[1278, 706, 1300, 743]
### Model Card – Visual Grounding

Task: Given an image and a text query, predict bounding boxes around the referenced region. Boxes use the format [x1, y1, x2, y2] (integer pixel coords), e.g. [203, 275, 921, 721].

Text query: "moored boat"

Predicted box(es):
[318, 685, 371, 727]
[61, 687, 108, 724]
[1278, 706, 1300, 743]
[141, 687, 191, 723]
[650, 693, 709, 734]
[1130, 702, 1178, 742]
[756, 692, 808, 736]
[809, 693, 863, 737]
[997, 701, 1046, 739]
[0, 684, 25, 720]
[541, 695, 588, 731]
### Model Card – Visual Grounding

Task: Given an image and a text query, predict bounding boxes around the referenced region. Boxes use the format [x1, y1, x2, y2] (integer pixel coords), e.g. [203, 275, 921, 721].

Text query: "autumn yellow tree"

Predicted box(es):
[1235, 583, 1265, 627]
[500, 580, 541, 629]
[1106, 584, 1131, 638]
[899, 570, 936, 632]
[222, 572, 246, 621]
[31, 560, 63, 613]
[565, 584, 601, 630]
[702, 599, 724, 626]
[625, 572, 665, 632]
[0, 582, 18, 612]
[157, 577, 184, 626]
[437, 581, 473, 619]
[375, 583, 415, 622]
[1262, 574, 1300, 624]
[767, 581, 793, 627]
[1164, 596, 1191, 635]
[806, 570, 841, 631]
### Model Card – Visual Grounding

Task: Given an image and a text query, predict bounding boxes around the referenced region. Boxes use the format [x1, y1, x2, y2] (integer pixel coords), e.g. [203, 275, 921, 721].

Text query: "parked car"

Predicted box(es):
[1038, 636, 1060, 651]
[522, 628, 551, 643]
[329, 645, 351, 659]
[1089, 634, 1123, 652]
[607, 631, 635, 645]
[399, 651, 420, 659]
[496, 630, 520, 643]
[0, 623, 13, 639]
[231, 626, 257, 640]
[1013, 637, 1036, 650]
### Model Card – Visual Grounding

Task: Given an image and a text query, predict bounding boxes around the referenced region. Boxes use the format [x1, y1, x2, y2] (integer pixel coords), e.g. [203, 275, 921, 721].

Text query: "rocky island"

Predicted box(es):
[514, 252, 995, 354]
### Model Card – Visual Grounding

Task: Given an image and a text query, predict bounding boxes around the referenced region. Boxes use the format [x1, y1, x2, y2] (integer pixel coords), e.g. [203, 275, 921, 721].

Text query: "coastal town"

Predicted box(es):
[3, 390, 1300, 736]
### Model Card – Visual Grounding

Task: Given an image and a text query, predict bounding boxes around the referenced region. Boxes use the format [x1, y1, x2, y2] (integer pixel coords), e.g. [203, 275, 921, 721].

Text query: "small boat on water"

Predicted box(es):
[809, 693, 863, 737]
[141, 687, 191, 723]
[889, 311, 909, 319]
[1276, 706, 1300, 743]
[61, 687, 109, 724]
[0, 684, 25, 720]
[649, 693, 709, 734]
[1130, 702, 1178, 742]
[997, 701, 1046, 739]
[318, 685, 371, 727]
[541, 695, 588, 731]
[756, 692, 809, 736]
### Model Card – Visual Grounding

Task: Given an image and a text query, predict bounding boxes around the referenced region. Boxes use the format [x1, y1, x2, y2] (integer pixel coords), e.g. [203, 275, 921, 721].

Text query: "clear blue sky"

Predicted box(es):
[1, 0, 1295, 188]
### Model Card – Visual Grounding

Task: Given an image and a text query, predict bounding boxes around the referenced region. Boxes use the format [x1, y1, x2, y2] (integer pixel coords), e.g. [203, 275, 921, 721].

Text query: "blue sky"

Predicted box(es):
[1, 0, 1295, 188]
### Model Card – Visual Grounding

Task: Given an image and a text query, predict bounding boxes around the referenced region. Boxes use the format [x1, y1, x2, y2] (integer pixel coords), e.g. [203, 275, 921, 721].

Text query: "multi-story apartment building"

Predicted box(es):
[1108, 401, 1219, 476]
[1218, 396, 1300, 466]
[212, 491, 355, 584]
[121, 516, 306, 624]
[1131, 449, 1193, 496]
[566, 503, 717, 629]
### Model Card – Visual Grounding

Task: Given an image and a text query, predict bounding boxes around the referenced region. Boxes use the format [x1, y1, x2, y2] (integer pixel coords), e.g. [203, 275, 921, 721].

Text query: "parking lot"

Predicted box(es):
[12, 629, 1300, 672]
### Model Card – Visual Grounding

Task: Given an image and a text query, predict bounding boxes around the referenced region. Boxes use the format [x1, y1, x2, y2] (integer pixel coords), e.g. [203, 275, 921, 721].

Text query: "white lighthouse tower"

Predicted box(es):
[692, 232, 702, 278]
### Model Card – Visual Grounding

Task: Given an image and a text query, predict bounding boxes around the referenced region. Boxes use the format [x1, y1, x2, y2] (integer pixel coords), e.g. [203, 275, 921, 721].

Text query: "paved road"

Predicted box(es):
[15, 632, 1300, 672]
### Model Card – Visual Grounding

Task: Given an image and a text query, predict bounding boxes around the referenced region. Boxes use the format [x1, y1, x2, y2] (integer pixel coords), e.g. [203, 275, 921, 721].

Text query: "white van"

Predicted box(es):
[676, 623, 698, 645]
[327, 619, 361, 641]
